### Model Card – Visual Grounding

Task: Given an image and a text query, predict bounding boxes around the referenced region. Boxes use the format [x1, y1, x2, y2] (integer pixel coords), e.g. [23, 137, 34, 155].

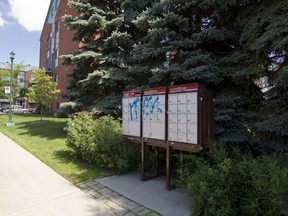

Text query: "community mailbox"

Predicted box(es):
[167, 84, 214, 152]
[122, 90, 141, 138]
[122, 83, 214, 189]
[122, 83, 214, 152]
[168, 87, 198, 144]
[142, 88, 166, 140]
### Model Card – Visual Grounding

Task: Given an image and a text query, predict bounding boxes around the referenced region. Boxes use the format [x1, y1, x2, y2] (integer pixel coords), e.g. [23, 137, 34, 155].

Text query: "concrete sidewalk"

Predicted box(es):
[96, 172, 192, 216]
[0, 132, 114, 216]
[0, 132, 192, 216]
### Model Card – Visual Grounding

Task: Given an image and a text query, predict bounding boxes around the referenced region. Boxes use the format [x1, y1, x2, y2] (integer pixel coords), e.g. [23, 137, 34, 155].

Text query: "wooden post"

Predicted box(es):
[141, 141, 145, 180]
[156, 147, 159, 176]
[166, 146, 171, 190]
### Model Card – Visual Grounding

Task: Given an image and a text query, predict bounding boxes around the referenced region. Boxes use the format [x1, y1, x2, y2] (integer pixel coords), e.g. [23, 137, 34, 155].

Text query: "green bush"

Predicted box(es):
[56, 102, 82, 118]
[180, 147, 288, 216]
[181, 153, 234, 216]
[236, 157, 288, 216]
[65, 114, 140, 173]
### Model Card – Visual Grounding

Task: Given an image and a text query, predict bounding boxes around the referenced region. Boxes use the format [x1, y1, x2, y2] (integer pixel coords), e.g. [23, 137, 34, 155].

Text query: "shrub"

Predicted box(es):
[183, 154, 234, 216]
[65, 113, 140, 173]
[65, 113, 95, 160]
[236, 157, 288, 216]
[56, 102, 82, 118]
[180, 146, 288, 216]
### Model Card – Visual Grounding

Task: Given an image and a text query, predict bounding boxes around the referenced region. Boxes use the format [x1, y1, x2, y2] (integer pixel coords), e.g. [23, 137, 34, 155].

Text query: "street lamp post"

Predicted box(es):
[6, 51, 15, 127]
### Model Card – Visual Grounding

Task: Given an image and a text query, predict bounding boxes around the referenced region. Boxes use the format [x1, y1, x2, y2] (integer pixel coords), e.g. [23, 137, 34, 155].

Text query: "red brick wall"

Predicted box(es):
[40, 0, 79, 112]
[39, 24, 52, 68]
[56, 0, 79, 56]
[24, 70, 33, 89]
[51, 0, 79, 111]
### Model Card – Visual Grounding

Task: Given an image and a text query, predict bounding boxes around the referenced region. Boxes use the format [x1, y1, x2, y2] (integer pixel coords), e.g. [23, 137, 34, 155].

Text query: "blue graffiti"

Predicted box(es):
[129, 97, 140, 120]
[128, 96, 163, 120]
[142, 96, 163, 117]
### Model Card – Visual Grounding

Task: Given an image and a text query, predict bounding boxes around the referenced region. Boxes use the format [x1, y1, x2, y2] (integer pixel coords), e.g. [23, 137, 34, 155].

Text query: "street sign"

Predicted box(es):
[5, 86, 10, 94]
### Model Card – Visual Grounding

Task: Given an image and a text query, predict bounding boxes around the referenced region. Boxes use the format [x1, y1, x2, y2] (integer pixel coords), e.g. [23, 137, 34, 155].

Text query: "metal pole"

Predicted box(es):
[7, 51, 15, 126]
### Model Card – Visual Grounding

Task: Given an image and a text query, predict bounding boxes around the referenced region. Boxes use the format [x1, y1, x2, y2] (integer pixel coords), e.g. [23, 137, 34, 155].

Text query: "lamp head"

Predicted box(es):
[10, 51, 15, 60]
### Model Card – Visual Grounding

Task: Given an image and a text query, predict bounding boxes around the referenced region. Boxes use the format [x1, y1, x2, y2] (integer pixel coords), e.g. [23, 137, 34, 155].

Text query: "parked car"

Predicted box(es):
[3, 105, 29, 113]
[28, 108, 37, 113]
[1, 106, 9, 113]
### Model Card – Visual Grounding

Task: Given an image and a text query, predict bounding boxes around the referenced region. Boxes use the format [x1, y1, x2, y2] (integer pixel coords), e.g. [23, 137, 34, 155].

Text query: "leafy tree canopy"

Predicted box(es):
[26, 68, 60, 120]
[0, 69, 10, 99]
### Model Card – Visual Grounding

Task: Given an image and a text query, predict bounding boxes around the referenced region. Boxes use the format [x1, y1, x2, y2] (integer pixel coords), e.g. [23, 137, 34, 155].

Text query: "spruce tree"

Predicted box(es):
[62, 0, 288, 157]
[62, 0, 106, 111]
[62, 0, 152, 114]
[132, 0, 266, 150]
[242, 0, 288, 158]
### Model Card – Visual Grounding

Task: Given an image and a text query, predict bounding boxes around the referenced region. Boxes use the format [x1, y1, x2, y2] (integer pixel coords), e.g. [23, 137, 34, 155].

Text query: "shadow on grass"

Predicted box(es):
[11, 113, 57, 119]
[16, 120, 67, 140]
[54, 150, 113, 184]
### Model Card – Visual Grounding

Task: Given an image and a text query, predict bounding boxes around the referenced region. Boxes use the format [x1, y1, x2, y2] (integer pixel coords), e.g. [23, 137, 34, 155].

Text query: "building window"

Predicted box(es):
[51, 52, 55, 70]
[51, 6, 54, 17]
[55, 48, 59, 68]
[55, 20, 60, 33]
[56, 102, 60, 110]
[18, 71, 25, 88]
[53, 20, 60, 69]
[46, 34, 50, 51]
[53, 74, 58, 83]
[55, 0, 59, 8]
[46, 58, 51, 71]
[55, 21, 60, 48]
[51, 37, 55, 51]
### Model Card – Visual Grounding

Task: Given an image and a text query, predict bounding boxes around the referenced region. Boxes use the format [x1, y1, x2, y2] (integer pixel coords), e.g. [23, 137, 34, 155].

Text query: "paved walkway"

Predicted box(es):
[96, 173, 192, 216]
[77, 180, 160, 216]
[0, 132, 114, 216]
[0, 132, 191, 216]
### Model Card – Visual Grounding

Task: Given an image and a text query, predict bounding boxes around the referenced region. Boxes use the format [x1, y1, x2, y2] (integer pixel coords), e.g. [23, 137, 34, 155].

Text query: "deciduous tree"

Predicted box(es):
[26, 68, 60, 120]
[0, 69, 9, 99]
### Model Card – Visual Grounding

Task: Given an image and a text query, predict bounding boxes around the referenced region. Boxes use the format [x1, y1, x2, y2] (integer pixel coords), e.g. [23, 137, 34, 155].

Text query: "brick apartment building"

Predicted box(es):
[40, 0, 79, 112]
[0, 62, 37, 109]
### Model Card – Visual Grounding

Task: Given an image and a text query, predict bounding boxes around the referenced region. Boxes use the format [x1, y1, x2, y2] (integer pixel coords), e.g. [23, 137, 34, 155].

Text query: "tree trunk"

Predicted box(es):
[40, 105, 43, 121]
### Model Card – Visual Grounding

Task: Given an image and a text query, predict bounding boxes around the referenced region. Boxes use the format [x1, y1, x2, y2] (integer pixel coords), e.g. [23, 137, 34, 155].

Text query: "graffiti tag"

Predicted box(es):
[129, 97, 140, 120]
[142, 96, 163, 118]
[128, 96, 164, 121]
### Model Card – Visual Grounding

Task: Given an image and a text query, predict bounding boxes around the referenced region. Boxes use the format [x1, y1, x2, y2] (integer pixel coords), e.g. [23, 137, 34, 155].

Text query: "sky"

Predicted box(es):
[0, 0, 50, 67]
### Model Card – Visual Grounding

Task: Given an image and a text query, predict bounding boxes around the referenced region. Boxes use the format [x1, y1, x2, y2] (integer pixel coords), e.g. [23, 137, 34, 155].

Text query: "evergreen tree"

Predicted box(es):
[62, 0, 105, 110]
[132, 0, 265, 150]
[62, 0, 152, 114]
[242, 0, 288, 158]
[62, 0, 288, 157]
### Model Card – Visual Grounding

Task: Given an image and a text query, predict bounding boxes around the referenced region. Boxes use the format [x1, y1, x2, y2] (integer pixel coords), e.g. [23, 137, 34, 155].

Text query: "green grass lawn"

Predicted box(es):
[0, 113, 113, 184]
